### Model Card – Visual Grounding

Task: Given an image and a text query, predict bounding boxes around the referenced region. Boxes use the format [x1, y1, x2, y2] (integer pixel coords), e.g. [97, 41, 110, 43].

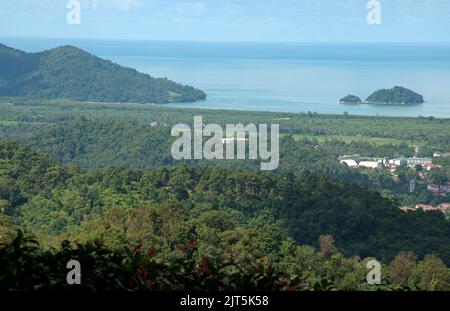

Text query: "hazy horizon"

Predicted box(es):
[4, 35, 450, 45]
[1, 0, 450, 43]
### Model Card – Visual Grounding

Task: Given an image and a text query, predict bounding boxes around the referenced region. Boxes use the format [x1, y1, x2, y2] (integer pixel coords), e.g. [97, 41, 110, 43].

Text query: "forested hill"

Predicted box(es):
[0, 44, 206, 104]
[2, 140, 450, 266]
[365, 86, 424, 105]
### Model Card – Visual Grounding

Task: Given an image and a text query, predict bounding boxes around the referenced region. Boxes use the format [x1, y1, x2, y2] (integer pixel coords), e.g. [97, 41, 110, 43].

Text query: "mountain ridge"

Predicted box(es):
[0, 43, 206, 104]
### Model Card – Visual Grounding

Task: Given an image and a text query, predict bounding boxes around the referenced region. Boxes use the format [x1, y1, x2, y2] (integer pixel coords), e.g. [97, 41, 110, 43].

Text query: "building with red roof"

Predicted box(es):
[427, 184, 441, 193]
[422, 163, 440, 171]
[399, 206, 416, 213]
[438, 203, 450, 212]
[416, 204, 441, 212]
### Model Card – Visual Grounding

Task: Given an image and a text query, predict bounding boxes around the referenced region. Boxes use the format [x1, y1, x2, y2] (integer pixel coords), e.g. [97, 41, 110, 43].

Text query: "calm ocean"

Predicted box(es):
[2, 37, 450, 118]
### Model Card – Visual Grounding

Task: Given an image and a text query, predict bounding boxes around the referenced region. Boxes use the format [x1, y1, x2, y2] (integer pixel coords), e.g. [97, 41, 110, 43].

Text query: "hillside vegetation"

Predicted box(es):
[2, 140, 450, 290]
[1, 102, 450, 290]
[365, 86, 424, 104]
[0, 44, 206, 104]
[2, 140, 450, 264]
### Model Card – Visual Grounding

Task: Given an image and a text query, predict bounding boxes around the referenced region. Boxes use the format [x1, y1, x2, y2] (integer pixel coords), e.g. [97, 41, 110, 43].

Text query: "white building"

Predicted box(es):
[359, 161, 381, 169]
[222, 138, 248, 144]
[340, 159, 358, 168]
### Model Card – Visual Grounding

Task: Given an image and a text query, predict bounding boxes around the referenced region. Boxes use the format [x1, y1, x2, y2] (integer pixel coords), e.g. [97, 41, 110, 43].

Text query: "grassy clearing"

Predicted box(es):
[287, 134, 416, 146]
[0, 121, 19, 125]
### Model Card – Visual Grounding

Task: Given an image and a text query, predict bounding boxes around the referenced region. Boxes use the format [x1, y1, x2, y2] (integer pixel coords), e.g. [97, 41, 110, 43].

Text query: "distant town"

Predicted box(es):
[339, 150, 450, 214]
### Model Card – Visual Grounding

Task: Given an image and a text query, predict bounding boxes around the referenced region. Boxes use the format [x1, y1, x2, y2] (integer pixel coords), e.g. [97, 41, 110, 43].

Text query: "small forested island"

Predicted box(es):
[339, 94, 362, 104]
[0, 43, 206, 104]
[365, 86, 424, 105]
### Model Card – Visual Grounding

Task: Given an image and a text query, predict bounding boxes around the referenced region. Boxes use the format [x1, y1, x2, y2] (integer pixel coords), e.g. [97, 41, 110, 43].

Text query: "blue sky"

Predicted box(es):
[0, 0, 449, 42]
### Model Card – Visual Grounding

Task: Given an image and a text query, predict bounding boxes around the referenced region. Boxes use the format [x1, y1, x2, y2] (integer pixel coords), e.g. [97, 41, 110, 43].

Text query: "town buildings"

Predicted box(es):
[339, 154, 437, 171]
[434, 151, 450, 158]
[427, 183, 450, 194]
[400, 203, 450, 213]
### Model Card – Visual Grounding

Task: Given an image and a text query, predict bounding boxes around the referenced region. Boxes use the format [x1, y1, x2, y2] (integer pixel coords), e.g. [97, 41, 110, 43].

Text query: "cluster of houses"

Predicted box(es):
[433, 152, 450, 158]
[339, 154, 438, 171]
[427, 183, 450, 194]
[400, 203, 450, 213]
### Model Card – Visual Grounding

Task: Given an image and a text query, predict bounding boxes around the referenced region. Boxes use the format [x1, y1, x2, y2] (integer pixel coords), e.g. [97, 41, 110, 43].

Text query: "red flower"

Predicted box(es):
[198, 258, 209, 274]
[133, 244, 142, 253]
[147, 248, 157, 257]
[187, 240, 196, 250]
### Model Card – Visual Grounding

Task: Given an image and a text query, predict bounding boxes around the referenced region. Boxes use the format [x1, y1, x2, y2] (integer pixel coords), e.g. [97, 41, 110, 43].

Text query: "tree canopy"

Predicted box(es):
[0, 44, 206, 104]
[365, 86, 424, 104]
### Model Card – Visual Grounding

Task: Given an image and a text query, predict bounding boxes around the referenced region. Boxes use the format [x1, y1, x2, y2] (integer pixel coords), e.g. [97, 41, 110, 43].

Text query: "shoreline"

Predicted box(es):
[1, 100, 450, 120]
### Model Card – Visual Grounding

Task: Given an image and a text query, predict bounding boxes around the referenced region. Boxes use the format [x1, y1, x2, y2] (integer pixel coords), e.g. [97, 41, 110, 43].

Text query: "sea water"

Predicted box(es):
[2, 37, 450, 118]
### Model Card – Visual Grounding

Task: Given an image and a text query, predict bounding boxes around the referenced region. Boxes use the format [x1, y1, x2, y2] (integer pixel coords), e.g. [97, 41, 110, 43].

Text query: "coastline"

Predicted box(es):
[1, 100, 449, 120]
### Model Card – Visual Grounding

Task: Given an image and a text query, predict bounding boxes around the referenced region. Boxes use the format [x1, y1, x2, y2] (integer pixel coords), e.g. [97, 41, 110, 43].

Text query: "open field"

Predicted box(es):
[288, 134, 418, 146]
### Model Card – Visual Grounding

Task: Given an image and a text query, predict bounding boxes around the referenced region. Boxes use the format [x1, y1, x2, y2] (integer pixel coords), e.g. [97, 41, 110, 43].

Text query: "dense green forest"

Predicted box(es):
[3, 231, 450, 291]
[2, 140, 450, 290]
[0, 44, 206, 104]
[0, 101, 448, 207]
[1, 101, 450, 290]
